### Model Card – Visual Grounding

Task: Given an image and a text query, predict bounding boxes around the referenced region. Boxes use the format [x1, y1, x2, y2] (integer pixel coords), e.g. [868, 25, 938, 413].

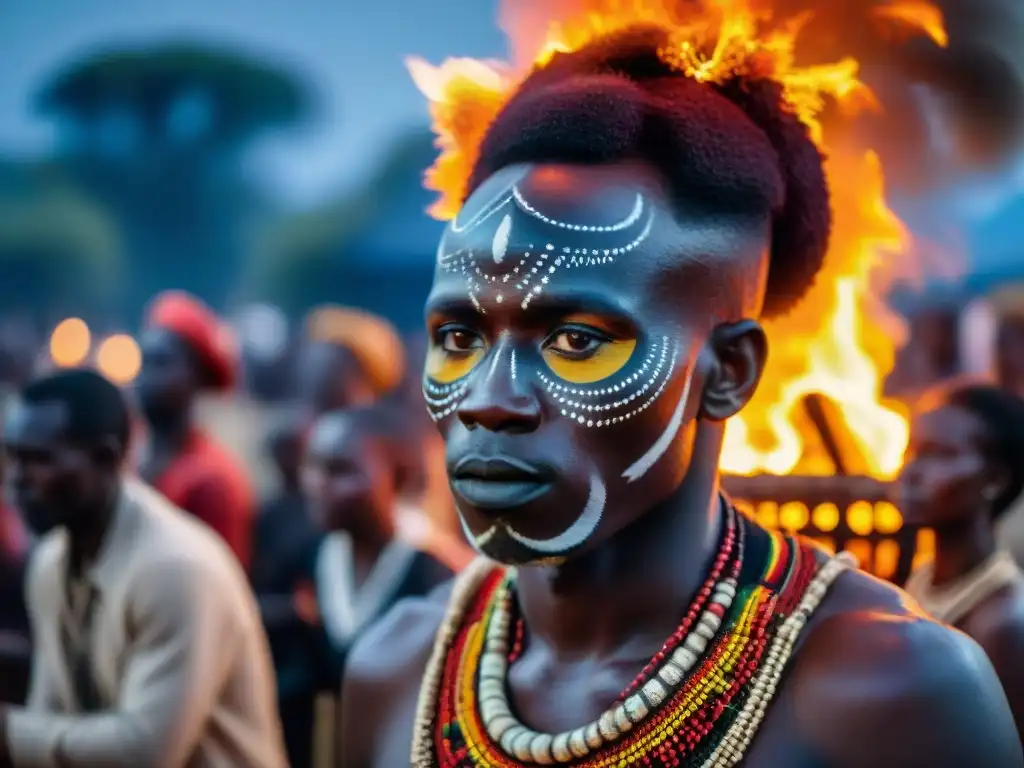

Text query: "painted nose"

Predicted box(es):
[457, 349, 541, 434]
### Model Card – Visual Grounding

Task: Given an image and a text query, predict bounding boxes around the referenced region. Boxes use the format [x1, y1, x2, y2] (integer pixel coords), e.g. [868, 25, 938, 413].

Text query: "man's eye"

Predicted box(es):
[547, 330, 606, 358]
[440, 329, 483, 354]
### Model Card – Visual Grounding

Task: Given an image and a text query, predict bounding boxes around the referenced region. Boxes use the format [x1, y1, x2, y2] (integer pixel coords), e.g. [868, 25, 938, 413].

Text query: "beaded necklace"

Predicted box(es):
[411, 505, 854, 767]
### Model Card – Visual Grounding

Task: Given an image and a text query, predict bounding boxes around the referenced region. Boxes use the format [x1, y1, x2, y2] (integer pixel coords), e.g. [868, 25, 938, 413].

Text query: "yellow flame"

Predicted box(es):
[408, 0, 946, 479]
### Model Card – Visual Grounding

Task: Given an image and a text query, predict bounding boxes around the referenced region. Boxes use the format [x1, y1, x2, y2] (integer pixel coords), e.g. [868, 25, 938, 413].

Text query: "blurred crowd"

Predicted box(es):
[0, 292, 475, 767]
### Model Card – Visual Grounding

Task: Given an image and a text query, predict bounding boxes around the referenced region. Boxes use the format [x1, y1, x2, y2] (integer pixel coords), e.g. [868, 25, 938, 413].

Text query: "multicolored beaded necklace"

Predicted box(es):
[411, 503, 854, 767]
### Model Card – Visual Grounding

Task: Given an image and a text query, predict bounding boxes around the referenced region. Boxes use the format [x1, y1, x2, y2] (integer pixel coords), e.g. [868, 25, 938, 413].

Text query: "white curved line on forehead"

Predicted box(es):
[512, 187, 644, 233]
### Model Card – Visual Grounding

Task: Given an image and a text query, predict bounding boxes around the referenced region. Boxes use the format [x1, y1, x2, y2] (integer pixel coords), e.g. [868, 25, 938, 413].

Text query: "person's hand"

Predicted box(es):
[293, 582, 320, 626]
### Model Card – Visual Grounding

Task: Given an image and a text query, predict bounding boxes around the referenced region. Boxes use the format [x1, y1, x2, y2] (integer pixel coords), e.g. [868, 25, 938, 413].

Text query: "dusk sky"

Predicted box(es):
[1, 0, 1022, 270]
[0, 0, 506, 204]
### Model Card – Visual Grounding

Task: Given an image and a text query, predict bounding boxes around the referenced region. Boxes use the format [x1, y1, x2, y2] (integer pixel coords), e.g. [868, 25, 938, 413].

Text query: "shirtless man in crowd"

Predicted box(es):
[337, 16, 1021, 768]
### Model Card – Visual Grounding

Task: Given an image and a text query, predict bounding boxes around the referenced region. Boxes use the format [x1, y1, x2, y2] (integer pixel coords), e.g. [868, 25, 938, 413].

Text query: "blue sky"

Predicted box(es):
[2, 0, 1022, 276]
[0, 0, 506, 204]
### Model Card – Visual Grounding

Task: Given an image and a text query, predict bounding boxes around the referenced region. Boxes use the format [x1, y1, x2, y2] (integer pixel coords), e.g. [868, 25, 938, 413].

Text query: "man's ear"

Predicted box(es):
[699, 319, 768, 422]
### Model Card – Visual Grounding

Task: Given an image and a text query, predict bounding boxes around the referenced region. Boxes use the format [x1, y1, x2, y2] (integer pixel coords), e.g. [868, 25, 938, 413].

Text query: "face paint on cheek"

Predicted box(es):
[622, 359, 696, 483]
[538, 337, 677, 429]
[423, 377, 470, 422]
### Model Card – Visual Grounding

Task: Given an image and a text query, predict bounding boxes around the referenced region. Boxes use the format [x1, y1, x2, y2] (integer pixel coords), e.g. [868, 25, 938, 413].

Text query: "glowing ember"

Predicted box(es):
[408, 0, 947, 480]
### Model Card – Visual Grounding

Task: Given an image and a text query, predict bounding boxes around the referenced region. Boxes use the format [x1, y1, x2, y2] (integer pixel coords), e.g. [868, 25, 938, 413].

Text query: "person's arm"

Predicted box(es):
[3, 556, 242, 768]
[184, 478, 252, 572]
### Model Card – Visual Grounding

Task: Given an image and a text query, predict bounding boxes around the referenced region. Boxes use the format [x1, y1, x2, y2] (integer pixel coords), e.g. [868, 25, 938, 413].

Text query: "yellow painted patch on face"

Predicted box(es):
[542, 317, 637, 384]
[426, 329, 487, 383]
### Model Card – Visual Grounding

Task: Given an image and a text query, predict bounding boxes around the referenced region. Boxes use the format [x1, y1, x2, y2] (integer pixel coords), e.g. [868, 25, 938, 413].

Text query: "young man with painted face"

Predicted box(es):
[338, 26, 1021, 768]
[901, 381, 1024, 741]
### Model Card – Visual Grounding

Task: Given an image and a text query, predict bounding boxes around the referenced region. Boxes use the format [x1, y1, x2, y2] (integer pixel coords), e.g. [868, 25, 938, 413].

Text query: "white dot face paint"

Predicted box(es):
[539, 337, 677, 429]
[434, 178, 654, 317]
[422, 377, 469, 422]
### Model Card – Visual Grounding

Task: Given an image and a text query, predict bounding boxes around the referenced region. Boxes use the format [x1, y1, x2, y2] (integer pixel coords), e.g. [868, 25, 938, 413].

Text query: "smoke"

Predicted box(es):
[766, 0, 1024, 190]
[499, 0, 1024, 191]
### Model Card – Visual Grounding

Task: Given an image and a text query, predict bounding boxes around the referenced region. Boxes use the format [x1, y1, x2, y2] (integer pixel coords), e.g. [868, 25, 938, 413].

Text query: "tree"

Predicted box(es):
[251, 129, 442, 328]
[33, 42, 311, 316]
[0, 159, 120, 322]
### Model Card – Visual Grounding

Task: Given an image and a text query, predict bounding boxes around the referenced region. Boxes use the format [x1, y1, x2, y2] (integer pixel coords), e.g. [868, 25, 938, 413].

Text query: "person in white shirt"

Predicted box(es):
[0, 368, 287, 768]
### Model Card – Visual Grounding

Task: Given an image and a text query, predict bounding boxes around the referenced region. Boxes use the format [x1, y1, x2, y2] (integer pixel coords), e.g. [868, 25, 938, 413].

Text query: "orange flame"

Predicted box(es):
[408, 0, 946, 479]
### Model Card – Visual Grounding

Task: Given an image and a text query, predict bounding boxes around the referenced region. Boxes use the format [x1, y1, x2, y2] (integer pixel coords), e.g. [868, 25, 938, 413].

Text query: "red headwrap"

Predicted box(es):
[145, 291, 237, 393]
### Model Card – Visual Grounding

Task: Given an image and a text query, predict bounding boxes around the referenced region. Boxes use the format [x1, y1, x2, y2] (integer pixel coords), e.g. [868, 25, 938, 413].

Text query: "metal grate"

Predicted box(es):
[722, 474, 934, 587]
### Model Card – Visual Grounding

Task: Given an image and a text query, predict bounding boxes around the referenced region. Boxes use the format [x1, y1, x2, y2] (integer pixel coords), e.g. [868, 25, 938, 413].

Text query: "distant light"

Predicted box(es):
[96, 334, 142, 385]
[50, 318, 91, 367]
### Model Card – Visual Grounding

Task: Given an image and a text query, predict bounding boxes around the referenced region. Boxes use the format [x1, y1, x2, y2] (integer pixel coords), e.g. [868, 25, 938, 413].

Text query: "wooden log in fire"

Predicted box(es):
[801, 392, 872, 477]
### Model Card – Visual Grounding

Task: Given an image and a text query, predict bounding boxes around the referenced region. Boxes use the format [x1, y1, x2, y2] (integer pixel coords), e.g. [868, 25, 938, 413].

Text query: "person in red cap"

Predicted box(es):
[135, 291, 255, 570]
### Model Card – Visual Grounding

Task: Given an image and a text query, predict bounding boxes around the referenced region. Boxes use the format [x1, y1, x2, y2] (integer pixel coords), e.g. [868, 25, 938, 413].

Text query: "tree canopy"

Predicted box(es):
[251, 129, 437, 312]
[0, 160, 121, 315]
[35, 42, 311, 149]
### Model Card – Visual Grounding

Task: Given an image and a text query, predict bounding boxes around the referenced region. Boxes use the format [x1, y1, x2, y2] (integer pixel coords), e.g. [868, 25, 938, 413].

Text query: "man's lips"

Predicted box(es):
[449, 455, 556, 511]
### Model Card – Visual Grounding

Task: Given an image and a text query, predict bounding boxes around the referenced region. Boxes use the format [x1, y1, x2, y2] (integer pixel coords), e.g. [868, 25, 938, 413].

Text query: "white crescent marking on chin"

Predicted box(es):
[622, 366, 694, 483]
[504, 471, 605, 554]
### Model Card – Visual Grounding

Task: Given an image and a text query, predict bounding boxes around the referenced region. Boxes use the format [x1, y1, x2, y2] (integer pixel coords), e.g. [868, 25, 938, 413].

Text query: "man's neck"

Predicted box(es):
[514, 448, 721, 662]
[932, 516, 998, 587]
[67, 491, 119, 578]
[347, 518, 395, 587]
[147, 410, 194, 455]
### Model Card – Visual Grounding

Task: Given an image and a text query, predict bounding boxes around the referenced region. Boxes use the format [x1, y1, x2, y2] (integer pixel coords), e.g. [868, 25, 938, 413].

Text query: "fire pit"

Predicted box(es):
[721, 395, 929, 587]
[722, 473, 930, 586]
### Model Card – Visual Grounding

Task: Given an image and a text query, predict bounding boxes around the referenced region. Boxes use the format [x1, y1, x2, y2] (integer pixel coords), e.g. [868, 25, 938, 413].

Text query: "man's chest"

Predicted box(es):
[39, 580, 133, 709]
[389, 670, 823, 768]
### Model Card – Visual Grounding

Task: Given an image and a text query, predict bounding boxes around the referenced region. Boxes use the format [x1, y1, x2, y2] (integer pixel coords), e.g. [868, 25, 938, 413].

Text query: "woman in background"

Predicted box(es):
[302, 404, 454, 668]
[901, 379, 1024, 740]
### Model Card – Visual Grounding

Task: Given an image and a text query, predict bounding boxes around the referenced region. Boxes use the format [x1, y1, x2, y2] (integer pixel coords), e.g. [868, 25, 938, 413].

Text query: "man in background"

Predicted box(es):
[0, 368, 285, 767]
[984, 285, 1024, 570]
[135, 291, 255, 570]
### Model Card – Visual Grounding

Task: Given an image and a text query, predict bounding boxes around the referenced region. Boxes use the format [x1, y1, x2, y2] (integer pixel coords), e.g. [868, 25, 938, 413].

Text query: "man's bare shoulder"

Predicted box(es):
[337, 580, 453, 767]
[788, 565, 1022, 767]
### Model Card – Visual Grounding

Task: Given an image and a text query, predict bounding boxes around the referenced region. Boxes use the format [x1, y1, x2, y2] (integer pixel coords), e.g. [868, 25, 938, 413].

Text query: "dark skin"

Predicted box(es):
[0, 397, 124, 766]
[302, 412, 398, 590]
[267, 413, 305, 495]
[996, 316, 1024, 398]
[134, 327, 205, 482]
[338, 162, 1021, 767]
[900, 398, 1024, 741]
[297, 342, 376, 417]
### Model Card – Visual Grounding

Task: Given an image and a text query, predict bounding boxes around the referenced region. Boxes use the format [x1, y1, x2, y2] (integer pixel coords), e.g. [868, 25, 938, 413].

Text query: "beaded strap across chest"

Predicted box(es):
[412, 507, 854, 767]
